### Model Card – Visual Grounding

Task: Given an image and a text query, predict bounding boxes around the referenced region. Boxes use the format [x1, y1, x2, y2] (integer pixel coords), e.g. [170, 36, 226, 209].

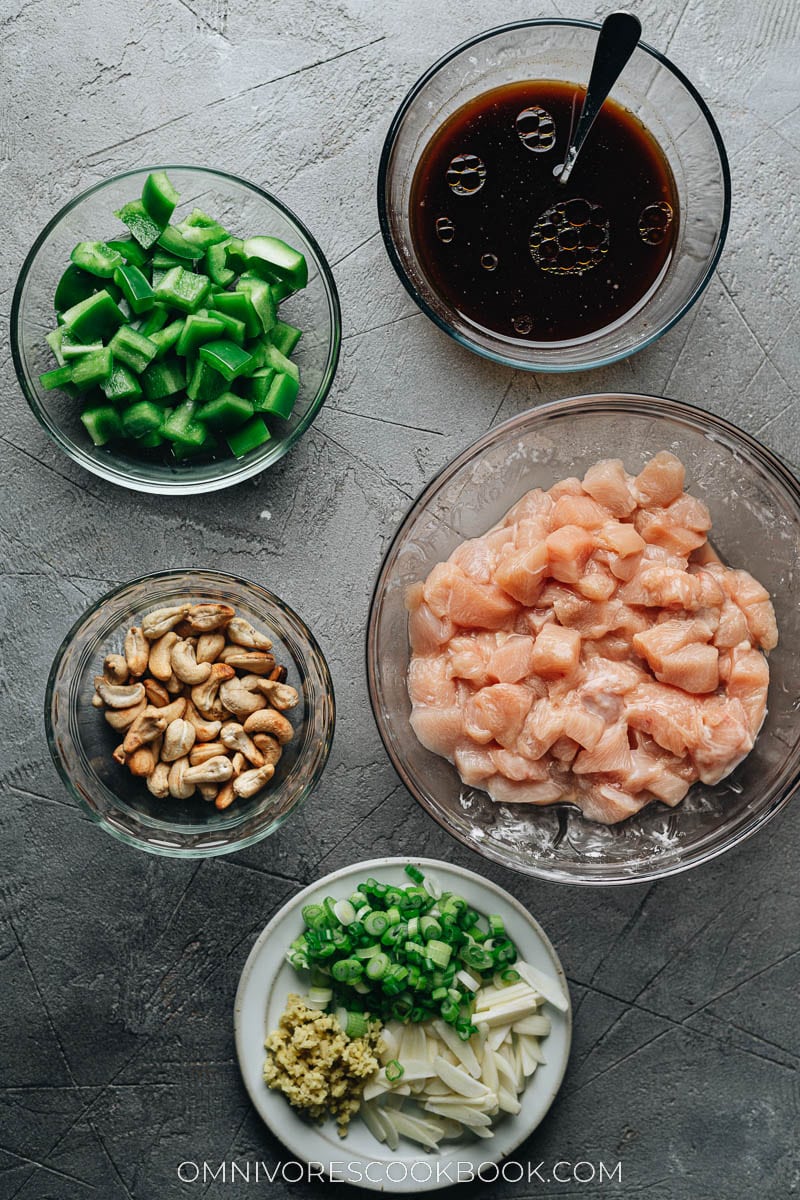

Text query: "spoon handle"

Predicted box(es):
[557, 11, 642, 186]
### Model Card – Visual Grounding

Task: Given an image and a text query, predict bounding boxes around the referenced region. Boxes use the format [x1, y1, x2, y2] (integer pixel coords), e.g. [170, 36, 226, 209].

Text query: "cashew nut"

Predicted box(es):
[168, 757, 195, 800]
[146, 762, 171, 799]
[197, 783, 218, 803]
[220, 721, 264, 767]
[189, 741, 226, 767]
[254, 679, 300, 711]
[268, 664, 288, 684]
[252, 733, 283, 767]
[184, 602, 235, 633]
[141, 604, 191, 640]
[231, 751, 246, 777]
[124, 626, 149, 677]
[196, 632, 226, 664]
[143, 678, 171, 707]
[243, 708, 294, 744]
[226, 617, 273, 651]
[164, 672, 183, 694]
[219, 676, 266, 720]
[183, 756, 234, 785]
[112, 743, 127, 766]
[92, 692, 104, 708]
[148, 632, 179, 682]
[191, 663, 235, 720]
[161, 718, 196, 763]
[233, 764, 276, 798]
[94, 677, 146, 709]
[155, 696, 187, 724]
[171, 639, 212, 685]
[215, 781, 236, 811]
[123, 707, 168, 754]
[104, 698, 147, 731]
[103, 653, 129, 685]
[128, 744, 158, 777]
[219, 646, 276, 675]
[183, 699, 222, 743]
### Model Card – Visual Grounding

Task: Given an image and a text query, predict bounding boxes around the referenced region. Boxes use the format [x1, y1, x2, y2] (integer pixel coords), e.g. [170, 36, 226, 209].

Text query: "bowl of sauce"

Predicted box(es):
[378, 20, 730, 372]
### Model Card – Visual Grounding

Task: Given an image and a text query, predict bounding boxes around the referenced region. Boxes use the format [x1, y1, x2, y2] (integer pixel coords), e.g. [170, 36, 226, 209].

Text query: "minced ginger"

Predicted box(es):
[263, 994, 383, 1135]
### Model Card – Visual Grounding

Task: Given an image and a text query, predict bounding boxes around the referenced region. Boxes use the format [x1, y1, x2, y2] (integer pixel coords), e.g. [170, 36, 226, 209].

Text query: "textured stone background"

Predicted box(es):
[1, 0, 798, 1196]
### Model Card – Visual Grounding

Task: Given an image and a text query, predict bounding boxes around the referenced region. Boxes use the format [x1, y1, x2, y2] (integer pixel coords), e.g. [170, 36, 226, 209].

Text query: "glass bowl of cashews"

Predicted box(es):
[45, 569, 335, 856]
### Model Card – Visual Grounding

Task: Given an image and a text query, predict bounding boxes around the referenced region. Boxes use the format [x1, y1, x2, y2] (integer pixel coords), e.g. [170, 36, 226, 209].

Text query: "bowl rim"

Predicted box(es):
[45, 568, 336, 858]
[376, 17, 732, 373]
[12, 165, 342, 495]
[365, 392, 800, 886]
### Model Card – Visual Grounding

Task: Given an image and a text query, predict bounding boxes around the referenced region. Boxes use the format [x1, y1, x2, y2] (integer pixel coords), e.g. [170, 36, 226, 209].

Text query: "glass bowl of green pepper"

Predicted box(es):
[11, 167, 341, 494]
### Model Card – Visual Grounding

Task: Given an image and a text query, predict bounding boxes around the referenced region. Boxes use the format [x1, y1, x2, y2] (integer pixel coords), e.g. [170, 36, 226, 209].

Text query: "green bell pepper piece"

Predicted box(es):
[203, 241, 235, 288]
[70, 241, 125, 279]
[157, 225, 199, 260]
[254, 370, 298, 419]
[172, 428, 217, 459]
[141, 358, 186, 401]
[235, 272, 276, 333]
[210, 290, 260, 338]
[62, 290, 125, 342]
[141, 171, 180, 228]
[81, 404, 123, 446]
[54, 263, 97, 312]
[107, 237, 149, 268]
[161, 398, 201, 442]
[45, 328, 66, 366]
[176, 208, 229, 250]
[263, 342, 299, 383]
[61, 329, 103, 359]
[243, 235, 308, 290]
[225, 237, 249, 274]
[226, 414, 271, 457]
[115, 200, 162, 249]
[122, 399, 163, 439]
[154, 266, 210, 313]
[186, 358, 226, 404]
[70, 346, 113, 388]
[198, 339, 253, 382]
[39, 364, 74, 390]
[138, 304, 170, 337]
[271, 320, 303, 356]
[196, 392, 254, 429]
[102, 364, 143, 403]
[113, 264, 155, 314]
[206, 308, 245, 345]
[176, 311, 226, 356]
[269, 279, 294, 304]
[109, 325, 158, 374]
[149, 318, 186, 360]
[134, 429, 165, 449]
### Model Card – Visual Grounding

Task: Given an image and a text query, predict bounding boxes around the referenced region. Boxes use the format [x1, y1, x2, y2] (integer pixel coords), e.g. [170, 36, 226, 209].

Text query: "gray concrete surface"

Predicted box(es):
[1, 0, 798, 1196]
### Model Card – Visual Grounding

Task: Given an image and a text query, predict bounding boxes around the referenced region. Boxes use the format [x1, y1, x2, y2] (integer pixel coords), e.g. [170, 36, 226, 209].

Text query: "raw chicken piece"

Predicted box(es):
[407, 452, 775, 825]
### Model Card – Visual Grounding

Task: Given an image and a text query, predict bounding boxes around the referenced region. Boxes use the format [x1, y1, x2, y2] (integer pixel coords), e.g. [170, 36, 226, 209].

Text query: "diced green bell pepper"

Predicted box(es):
[149, 318, 186, 360]
[134, 429, 165, 449]
[151, 250, 186, 271]
[115, 200, 162, 250]
[81, 404, 123, 446]
[225, 237, 249, 274]
[196, 392, 254, 429]
[70, 241, 125, 279]
[243, 235, 308, 290]
[45, 328, 66, 366]
[61, 329, 103, 359]
[70, 346, 113, 388]
[209, 290, 260, 338]
[141, 171, 180, 228]
[54, 263, 97, 312]
[271, 320, 303, 356]
[157, 225, 199, 260]
[176, 208, 229, 250]
[141, 358, 186, 401]
[176, 311, 226, 356]
[107, 237, 149, 268]
[198, 339, 253, 381]
[254, 370, 298, 419]
[172, 429, 217, 459]
[235, 272, 276, 333]
[203, 241, 235, 288]
[226, 414, 271, 457]
[270, 278, 294, 304]
[122, 399, 164, 439]
[102, 364, 143, 403]
[161, 398, 201, 442]
[186, 358, 226, 403]
[109, 325, 158, 373]
[62, 290, 125, 343]
[138, 304, 170, 337]
[113, 264, 155, 314]
[39, 364, 74, 390]
[154, 266, 210, 313]
[207, 308, 245, 345]
[263, 342, 299, 382]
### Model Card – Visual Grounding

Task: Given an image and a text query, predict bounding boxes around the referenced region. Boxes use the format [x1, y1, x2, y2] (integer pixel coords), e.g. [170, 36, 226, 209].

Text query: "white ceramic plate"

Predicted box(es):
[234, 857, 572, 1192]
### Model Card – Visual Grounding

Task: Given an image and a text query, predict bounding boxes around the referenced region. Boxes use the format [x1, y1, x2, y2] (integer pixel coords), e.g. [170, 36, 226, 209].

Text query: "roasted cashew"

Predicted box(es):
[155, 696, 187, 724]
[252, 733, 283, 767]
[161, 718, 196, 763]
[123, 707, 167, 754]
[103, 654, 129, 685]
[148, 632, 180, 682]
[220, 721, 264, 767]
[141, 604, 191, 640]
[191, 663, 235, 720]
[104, 698, 146, 731]
[146, 762, 171, 799]
[219, 646, 276, 675]
[196, 632, 226, 664]
[267, 664, 288, 684]
[226, 617, 273, 651]
[128, 744, 158, 777]
[243, 708, 294, 744]
[183, 756, 234, 785]
[168, 756, 195, 800]
[112, 743, 127, 766]
[124, 626, 149, 677]
[197, 783, 218, 803]
[92, 692, 104, 708]
[189, 741, 226, 766]
[184, 602, 235, 633]
[219, 676, 266, 720]
[164, 672, 183, 694]
[183, 699, 222, 743]
[231, 751, 246, 776]
[233, 764, 275, 799]
[94, 677, 146, 709]
[143, 678, 171, 707]
[254, 679, 299, 711]
[215, 781, 236, 811]
[171, 639, 212, 685]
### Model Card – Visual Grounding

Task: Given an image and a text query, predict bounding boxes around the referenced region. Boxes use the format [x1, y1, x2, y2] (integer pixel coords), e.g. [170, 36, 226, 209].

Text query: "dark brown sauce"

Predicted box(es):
[409, 80, 679, 343]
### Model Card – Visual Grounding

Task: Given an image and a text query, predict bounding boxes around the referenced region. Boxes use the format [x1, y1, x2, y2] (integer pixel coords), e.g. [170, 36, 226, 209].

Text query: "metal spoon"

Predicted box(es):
[555, 11, 642, 186]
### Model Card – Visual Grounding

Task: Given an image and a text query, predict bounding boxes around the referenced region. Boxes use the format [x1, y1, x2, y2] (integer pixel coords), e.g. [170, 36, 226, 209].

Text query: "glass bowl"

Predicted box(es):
[378, 19, 730, 372]
[12, 167, 341, 494]
[46, 570, 335, 857]
[367, 395, 800, 885]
